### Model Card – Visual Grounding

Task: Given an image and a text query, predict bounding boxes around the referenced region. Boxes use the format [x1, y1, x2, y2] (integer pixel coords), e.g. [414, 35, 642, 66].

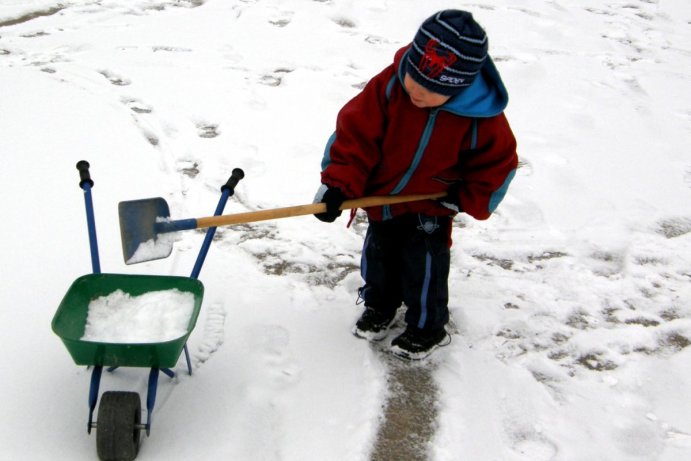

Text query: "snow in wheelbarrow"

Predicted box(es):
[52, 273, 204, 369]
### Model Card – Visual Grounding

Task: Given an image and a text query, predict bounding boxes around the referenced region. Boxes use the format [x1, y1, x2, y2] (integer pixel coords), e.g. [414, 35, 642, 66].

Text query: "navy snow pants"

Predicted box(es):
[359, 213, 451, 332]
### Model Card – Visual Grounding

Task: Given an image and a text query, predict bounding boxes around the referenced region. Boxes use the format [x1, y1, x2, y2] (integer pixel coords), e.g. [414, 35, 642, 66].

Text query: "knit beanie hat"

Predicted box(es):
[406, 10, 489, 96]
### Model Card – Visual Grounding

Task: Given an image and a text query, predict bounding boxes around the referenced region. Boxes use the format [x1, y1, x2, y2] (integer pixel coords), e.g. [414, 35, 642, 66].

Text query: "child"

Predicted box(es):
[314, 10, 518, 360]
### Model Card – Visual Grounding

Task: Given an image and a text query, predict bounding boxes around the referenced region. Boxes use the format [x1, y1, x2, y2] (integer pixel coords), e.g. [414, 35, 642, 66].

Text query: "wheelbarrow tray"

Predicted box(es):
[52, 273, 204, 368]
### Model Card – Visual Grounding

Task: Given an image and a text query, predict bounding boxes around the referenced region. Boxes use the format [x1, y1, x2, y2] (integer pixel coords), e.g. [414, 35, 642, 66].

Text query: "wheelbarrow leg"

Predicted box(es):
[183, 344, 192, 376]
[145, 368, 159, 436]
[88, 365, 103, 434]
[144, 367, 175, 436]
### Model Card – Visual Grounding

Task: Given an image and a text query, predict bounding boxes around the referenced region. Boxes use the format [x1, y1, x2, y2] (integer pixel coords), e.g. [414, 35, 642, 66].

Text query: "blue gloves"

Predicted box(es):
[314, 185, 346, 222]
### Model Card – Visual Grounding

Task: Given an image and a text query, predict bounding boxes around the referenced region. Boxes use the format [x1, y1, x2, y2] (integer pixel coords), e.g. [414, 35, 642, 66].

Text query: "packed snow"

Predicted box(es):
[1, 0, 690, 460]
[126, 227, 178, 265]
[81, 289, 195, 343]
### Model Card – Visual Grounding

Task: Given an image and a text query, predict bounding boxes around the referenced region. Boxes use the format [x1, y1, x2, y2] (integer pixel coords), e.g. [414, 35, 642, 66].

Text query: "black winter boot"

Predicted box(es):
[390, 326, 449, 360]
[353, 306, 397, 341]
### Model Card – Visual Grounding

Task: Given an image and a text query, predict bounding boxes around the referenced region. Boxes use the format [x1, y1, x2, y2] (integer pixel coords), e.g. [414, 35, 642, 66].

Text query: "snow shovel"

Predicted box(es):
[119, 189, 446, 264]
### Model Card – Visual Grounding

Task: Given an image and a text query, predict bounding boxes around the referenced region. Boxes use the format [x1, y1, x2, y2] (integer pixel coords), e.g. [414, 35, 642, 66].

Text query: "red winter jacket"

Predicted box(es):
[320, 45, 518, 221]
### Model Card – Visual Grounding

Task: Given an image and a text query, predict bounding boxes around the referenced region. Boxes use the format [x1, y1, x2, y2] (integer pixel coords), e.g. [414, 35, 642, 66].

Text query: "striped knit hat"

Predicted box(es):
[406, 10, 488, 96]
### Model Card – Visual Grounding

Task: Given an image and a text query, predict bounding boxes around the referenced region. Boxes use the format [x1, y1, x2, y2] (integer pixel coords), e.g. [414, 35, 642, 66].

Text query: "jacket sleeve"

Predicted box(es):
[457, 113, 518, 220]
[320, 68, 392, 198]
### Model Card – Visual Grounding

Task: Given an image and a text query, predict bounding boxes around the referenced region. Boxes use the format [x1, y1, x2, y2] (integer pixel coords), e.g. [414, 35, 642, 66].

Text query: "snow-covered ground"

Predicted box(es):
[1, 0, 690, 460]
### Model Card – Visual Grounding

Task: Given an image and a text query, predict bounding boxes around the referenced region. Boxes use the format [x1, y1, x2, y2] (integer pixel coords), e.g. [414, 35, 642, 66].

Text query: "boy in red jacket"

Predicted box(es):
[315, 10, 518, 360]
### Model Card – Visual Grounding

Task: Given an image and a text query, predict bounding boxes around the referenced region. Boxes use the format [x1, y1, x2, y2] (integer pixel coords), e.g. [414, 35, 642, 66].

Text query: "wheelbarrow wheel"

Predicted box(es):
[96, 391, 142, 461]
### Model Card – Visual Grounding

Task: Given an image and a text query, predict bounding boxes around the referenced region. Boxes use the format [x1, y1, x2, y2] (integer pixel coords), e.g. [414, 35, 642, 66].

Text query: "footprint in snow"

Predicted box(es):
[512, 437, 558, 461]
[242, 324, 302, 389]
[268, 13, 292, 28]
[332, 15, 356, 29]
[364, 35, 391, 45]
[177, 160, 200, 178]
[196, 122, 220, 138]
[259, 67, 294, 87]
[121, 97, 153, 114]
[119, 98, 164, 146]
[502, 397, 559, 460]
[98, 69, 131, 86]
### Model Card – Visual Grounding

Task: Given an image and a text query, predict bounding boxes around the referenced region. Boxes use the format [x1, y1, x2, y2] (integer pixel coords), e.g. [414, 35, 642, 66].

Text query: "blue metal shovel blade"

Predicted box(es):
[118, 197, 172, 264]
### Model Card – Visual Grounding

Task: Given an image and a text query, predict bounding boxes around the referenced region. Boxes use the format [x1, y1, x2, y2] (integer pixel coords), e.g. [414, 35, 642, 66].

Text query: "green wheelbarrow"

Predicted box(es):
[52, 162, 242, 461]
[52, 273, 204, 460]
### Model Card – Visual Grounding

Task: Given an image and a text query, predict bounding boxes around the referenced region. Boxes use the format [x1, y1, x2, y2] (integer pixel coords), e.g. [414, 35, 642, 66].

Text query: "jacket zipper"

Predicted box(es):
[383, 109, 439, 219]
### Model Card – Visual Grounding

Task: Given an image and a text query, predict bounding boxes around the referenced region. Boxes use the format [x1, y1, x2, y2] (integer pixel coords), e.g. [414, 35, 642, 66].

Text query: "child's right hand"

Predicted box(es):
[438, 183, 462, 213]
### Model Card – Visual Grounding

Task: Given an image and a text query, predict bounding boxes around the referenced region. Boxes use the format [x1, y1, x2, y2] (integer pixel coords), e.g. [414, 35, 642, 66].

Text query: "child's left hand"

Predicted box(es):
[314, 185, 346, 222]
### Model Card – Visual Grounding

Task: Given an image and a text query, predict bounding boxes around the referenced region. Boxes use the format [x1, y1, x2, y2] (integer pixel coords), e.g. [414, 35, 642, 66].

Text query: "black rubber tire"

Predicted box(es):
[96, 391, 142, 461]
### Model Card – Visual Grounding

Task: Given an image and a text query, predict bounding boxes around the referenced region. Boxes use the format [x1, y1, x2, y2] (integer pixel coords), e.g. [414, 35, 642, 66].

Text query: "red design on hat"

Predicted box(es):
[418, 39, 457, 79]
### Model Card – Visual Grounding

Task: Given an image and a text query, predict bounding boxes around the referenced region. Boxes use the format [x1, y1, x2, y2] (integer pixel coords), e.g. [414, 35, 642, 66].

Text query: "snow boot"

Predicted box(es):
[390, 326, 450, 360]
[353, 306, 397, 341]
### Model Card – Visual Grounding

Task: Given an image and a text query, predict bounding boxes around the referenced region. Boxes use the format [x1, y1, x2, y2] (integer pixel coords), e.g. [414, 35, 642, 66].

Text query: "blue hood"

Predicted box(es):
[398, 50, 509, 118]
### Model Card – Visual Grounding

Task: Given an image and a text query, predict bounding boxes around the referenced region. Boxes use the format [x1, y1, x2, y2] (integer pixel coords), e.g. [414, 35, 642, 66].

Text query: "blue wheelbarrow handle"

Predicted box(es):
[190, 168, 245, 279]
[76, 161, 101, 274]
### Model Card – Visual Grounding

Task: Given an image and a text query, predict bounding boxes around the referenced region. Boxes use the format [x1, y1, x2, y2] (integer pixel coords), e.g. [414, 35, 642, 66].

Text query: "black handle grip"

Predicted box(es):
[76, 160, 94, 188]
[221, 168, 245, 193]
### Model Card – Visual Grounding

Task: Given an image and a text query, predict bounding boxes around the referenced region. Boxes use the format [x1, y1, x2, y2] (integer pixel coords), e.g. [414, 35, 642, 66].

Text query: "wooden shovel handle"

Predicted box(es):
[195, 192, 446, 228]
